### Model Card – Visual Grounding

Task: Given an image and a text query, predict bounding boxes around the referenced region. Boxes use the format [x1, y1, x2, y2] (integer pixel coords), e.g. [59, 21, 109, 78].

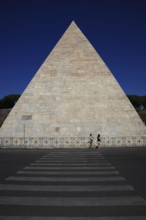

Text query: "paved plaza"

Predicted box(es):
[0, 147, 146, 219]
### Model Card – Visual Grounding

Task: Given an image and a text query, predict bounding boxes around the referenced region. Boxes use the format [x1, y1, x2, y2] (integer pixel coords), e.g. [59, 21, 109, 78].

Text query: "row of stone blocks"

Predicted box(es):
[0, 136, 146, 148]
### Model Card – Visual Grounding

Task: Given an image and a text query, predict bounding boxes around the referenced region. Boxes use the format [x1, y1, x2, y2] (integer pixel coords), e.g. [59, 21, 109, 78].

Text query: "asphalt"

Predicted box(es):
[0, 147, 146, 219]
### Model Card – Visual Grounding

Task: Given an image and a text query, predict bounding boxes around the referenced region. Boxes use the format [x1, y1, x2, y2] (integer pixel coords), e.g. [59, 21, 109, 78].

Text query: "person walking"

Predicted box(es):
[88, 133, 93, 148]
[96, 134, 101, 149]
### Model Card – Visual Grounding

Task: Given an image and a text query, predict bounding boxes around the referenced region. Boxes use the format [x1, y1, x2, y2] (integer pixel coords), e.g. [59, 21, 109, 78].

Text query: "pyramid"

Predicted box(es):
[0, 21, 146, 148]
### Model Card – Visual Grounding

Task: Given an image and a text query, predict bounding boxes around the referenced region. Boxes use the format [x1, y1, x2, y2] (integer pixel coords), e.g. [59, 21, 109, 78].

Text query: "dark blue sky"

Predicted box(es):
[0, 0, 146, 98]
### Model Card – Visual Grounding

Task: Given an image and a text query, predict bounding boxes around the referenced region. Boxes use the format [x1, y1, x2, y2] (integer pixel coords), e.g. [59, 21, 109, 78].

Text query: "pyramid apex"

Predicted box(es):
[65, 21, 83, 35]
[68, 20, 79, 28]
[71, 20, 76, 25]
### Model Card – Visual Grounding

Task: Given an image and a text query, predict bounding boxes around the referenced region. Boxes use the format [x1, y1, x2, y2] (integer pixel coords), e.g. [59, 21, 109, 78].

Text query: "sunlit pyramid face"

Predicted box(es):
[0, 21, 146, 147]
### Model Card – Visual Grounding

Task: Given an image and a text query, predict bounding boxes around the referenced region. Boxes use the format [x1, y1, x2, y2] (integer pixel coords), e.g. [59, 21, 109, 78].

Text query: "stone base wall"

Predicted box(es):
[0, 136, 146, 148]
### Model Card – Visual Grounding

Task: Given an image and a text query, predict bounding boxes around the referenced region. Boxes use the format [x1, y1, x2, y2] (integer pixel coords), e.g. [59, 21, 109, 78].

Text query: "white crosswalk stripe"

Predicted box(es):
[0, 217, 146, 220]
[0, 196, 145, 206]
[16, 170, 120, 175]
[0, 184, 134, 191]
[29, 164, 115, 169]
[6, 176, 125, 181]
[35, 161, 112, 165]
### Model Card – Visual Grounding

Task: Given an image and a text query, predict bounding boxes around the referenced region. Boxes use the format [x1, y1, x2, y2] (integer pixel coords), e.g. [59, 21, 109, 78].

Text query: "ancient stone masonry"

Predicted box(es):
[0, 21, 146, 148]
